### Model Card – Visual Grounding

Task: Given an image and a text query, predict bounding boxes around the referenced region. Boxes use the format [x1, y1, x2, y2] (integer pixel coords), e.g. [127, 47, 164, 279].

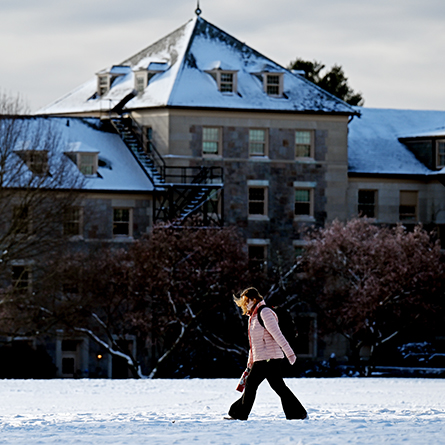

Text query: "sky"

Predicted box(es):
[1, 0, 444, 113]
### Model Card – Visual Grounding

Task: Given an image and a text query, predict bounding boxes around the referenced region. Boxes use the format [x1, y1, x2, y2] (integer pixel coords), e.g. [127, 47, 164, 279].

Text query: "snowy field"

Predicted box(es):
[0, 378, 444, 445]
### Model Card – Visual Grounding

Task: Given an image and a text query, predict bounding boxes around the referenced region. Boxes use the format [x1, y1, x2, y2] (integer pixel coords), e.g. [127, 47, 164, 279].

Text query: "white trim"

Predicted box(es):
[247, 180, 269, 186]
[247, 238, 270, 245]
[293, 181, 316, 188]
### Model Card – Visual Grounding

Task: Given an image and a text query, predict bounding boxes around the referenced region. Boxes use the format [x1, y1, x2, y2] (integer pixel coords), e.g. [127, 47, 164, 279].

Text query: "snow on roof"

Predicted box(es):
[38, 17, 355, 116]
[399, 126, 445, 139]
[348, 107, 445, 175]
[6, 117, 153, 192]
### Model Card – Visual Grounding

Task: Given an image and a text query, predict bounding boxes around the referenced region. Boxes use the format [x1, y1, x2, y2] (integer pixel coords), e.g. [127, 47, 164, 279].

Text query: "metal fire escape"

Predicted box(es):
[109, 115, 224, 227]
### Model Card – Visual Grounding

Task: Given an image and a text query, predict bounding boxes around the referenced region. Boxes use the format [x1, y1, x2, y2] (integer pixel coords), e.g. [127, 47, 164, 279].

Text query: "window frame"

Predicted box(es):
[12, 204, 30, 235]
[112, 208, 133, 238]
[63, 206, 83, 238]
[249, 128, 268, 157]
[97, 74, 110, 96]
[263, 73, 283, 97]
[247, 239, 270, 273]
[436, 140, 445, 169]
[295, 130, 315, 159]
[358, 189, 377, 218]
[11, 264, 32, 294]
[294, 312, 318, 358]
[77, 152, 98, 176]
[135, 73, 146, 93]
[202, 127, 222, 156]
[399, 190, 418, 221]
[248, 185, 268, 218]
[206, 70, 238, 93]
[294, 187, 314, 218]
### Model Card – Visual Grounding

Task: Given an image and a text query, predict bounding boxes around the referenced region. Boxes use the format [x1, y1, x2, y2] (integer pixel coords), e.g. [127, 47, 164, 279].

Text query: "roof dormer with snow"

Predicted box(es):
[39, 16, 355, 116]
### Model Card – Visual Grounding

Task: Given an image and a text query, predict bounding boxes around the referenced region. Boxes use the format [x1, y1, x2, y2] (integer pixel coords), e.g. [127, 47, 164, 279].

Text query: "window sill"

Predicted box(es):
[202, 154, 222, 159]
[294, 215, 315, 222]
[249, 156, 270, 162]
[248, 215, 269, 221]
[65, 235, 84, 241]
[112, 236, 134, 242]
[295, 157, 316, 164]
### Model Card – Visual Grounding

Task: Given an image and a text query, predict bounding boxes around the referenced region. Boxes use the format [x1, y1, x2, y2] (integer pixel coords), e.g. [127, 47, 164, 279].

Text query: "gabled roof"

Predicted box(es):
[38, 16, 355, 116]
[348, 107, 445, 176]
[5, 117, 154, 192]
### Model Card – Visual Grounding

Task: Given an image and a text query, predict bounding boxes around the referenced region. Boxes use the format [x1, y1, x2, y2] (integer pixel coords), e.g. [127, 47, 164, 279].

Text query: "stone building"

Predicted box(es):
[38, 14, 356, 268]
[2, 13, 444, 375]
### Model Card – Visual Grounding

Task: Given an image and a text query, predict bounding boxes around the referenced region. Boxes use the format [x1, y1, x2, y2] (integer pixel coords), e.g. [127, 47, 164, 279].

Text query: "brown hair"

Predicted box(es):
[233, 287, 263, 315]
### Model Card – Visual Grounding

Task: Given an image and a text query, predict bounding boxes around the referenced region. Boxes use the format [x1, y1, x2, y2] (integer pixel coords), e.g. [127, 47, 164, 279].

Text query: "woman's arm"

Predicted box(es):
[261, 308, 296, 363]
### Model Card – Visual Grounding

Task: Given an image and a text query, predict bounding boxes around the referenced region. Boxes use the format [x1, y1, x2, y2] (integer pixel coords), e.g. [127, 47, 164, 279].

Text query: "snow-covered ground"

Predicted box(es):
[0, 378, 444, 444]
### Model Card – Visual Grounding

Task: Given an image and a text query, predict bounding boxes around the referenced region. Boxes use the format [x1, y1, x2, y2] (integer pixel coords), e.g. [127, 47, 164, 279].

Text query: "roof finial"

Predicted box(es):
[195, 0, 202, 16]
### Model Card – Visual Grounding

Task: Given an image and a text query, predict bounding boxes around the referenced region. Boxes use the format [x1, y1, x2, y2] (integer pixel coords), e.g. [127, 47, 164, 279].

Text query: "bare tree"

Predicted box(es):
[299, 218, 445, 373]
[30, 222, 252, 378]
[0, 92, 84, 335]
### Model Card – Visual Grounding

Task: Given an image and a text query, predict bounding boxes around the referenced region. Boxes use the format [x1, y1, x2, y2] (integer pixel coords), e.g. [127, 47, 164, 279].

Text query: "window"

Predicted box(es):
[135, 74, 146, 93]
[358, 190, 376, 218]
[220, 72, 234, 92]
[24, 150, 48, 175]
[13, 205, 29, 235]
[248, 243, 268, 272]
[207, 70, 237, 93]
[295, 131, 314, 158]
[293, 240, 307, 258]
[63, 207, 82, 237]
[437, 140, 445, 168]
[249, 129, 267, 156]
[294, 313, 317, 358]
[11, 265, 31, 293]
[113, 208, 132, 236]
[64, 149, 99, 175]
[144, 126, 153, 153]
[203, 188, 221, 216]
[202, 127, 221, 155]
[98, 75, 109, 96]
[79, 153, 96, 175]
[294, 189, 312, 216]
[399, 191, 418, 221]
[248, 187, 267, 216]
[264, 73, 283, 96]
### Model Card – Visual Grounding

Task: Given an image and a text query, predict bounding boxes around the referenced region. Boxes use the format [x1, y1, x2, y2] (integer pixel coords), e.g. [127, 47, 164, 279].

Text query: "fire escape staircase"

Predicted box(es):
[109, 115, 224, 227]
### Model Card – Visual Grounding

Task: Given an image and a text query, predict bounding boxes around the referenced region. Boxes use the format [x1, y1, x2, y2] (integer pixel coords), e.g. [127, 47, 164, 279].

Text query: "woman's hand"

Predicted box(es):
[288, 354, 297, 365]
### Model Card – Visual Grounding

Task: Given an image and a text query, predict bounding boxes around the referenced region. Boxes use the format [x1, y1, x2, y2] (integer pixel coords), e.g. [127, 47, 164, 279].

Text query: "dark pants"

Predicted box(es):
[228, 359, 307, 420]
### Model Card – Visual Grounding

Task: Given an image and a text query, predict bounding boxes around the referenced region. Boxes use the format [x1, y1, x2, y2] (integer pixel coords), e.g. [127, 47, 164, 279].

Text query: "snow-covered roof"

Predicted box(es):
[348, 107, 445, 175]
[38, 17, 355, 116]
[5, 117, 153, 192]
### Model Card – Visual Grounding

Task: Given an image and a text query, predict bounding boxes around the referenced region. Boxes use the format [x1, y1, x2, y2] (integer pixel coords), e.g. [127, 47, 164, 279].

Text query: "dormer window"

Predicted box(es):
[220, 72, 236, 92]
[15, 149, 48, 175]
[135, 73, 146, 93]
[65, 146, 99, 176]
[96, 66, 130, 97]
[134, 63, 168, 93]
[206, 70, 237, 93]
[264, 73, 283, 96]
[79, 153, 97, 175]
[98, 75, 110, 96]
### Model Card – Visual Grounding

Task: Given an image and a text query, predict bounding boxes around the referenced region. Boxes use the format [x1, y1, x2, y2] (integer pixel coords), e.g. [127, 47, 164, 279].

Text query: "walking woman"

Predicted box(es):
[227, 287, 307, 420]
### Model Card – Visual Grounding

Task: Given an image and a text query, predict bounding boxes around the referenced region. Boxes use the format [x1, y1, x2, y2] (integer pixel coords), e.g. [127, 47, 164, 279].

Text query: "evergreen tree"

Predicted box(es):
[288, 58, 364, 106]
